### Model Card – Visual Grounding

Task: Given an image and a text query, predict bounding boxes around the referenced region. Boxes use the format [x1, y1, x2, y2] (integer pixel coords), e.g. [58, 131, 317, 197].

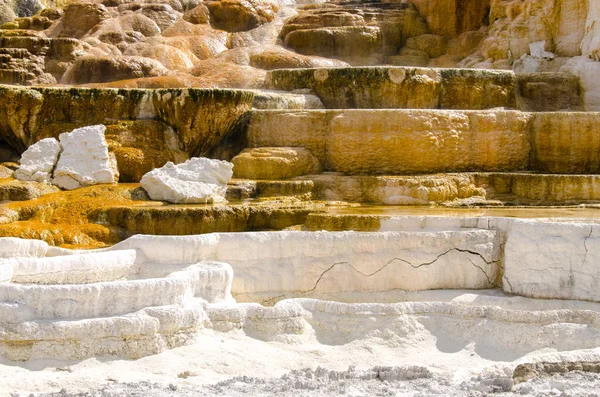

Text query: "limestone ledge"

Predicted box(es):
[302, 173, 600, 206]
[1, 226, 600, 360]
[306, 215, 600, 303]
[504, 220, 600, 302]
[113, 230, 500, 296]
[248, 109, 600, 175]
[0, 85, 254, 155]
[265, 67, 516, 110]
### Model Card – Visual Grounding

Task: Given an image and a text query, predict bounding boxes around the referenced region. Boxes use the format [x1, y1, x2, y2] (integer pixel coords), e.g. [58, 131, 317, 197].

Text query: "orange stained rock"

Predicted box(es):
[0, 183, 150, 248]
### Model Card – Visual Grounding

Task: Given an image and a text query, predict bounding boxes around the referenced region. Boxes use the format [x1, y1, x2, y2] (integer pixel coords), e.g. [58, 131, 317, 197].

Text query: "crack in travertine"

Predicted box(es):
[467, 257, 494, 285]
[583, 226, 593, 268]
[304, 248, 497, 293]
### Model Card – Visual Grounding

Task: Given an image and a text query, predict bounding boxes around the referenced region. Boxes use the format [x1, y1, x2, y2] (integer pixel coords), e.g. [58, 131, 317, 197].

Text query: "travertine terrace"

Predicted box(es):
[1, 0, 600, 395]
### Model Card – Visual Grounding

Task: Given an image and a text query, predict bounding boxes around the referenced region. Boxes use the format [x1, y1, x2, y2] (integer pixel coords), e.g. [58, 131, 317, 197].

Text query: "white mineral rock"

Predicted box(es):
[14, 138, 61, 183]
[504, 220, 600, 302]
[140, 157, 233, 204]
[114, 230, 500, 296]
[52, 125, 119, 190]
[529, 41, 555, 59]
[0, 237, 48, 258]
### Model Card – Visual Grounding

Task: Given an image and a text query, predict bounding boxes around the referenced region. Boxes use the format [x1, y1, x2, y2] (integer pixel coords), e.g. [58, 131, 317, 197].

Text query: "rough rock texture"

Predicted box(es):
[410, 0, 491, 37]
[0, 86, 254, 156]
[530, 112, 600, 174]
[582, 1, 600, 60]
[0, 0, 46, 24]
[504, 220, 600, 302]
[52, 125, 119, 190]
[280, 2, 428, 65]
[59, 2, 112, 38]
[305, 174, 485, 205]
[513, 361, 600, 384]
[247, 109, 530, 174]
[516, 72, 581, 111]
[206, 0, 278, 33]
[61, 56, 169, 84]
[232, 147, 320, 179]
[14, 137, 60, 182]
[104, 120, 188, 182]
[140, 157, 233, 203]
[248, 109, 600, 175]
[0, 164, 13, 177]
[0, 177, 60, 200]
[115, 230, 500, 297]
[482, 0, 588, 63]
[304, 172, 600, 206]
[266, 67, 516, 110]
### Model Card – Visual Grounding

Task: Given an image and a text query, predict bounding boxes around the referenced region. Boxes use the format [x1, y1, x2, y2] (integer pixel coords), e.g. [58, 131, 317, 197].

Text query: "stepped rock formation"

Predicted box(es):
[232, 147, 320, 179]
[1, 0, 600, 395]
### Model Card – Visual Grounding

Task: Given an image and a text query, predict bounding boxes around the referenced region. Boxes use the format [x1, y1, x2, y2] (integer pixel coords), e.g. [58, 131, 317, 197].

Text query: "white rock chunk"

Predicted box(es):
[504, 220, 600, 302]
[14, 138, 61, 183]
[529, 40, 555, 59]
[140, 157, 233, 204]
[52, 125, 119, 190]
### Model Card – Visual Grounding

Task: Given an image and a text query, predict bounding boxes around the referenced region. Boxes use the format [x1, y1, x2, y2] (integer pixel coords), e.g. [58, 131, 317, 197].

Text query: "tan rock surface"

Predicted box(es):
[232, 147, 321, 179]
[531, 112, 600, 173]
[516, 72, 581, 111]
[249, 47, 349, 70]
[206, 0, 278, 32]
[59, 3, 111, 38]
[0, 86, 254, 156]
[182, 3, 210, 24]
[0, 178, 60, 201]
[248, 109, 531, 174]
[280, 2, 427, 65]
[105, 120, 188, 182]
[266, 67, 516, 110]
[305, 172, 600, 206]
[284, 26, 384, 66]
[410, 0, 491, 37]
[306, 174, 485, 205]
[61, 55, 169, 84]
[249, 109, 600, 176]
[326, 110, 530, 174]
[404, 34, 448, 58]
[482, 0, 587, 62]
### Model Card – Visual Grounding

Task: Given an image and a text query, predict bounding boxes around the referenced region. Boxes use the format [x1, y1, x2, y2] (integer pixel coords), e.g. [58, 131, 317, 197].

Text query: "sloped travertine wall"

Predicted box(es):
[0, 86, 254, 155]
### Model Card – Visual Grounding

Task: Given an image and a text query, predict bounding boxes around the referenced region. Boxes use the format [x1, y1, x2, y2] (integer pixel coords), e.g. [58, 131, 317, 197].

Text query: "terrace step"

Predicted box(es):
[227, 179, 314, 200]
[251, 89, 324, 110]
[247, 109, 600, 175]
[300, 172, 600, 206]
[0, 69, 29, 84]
[266, 66, 516, 110]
